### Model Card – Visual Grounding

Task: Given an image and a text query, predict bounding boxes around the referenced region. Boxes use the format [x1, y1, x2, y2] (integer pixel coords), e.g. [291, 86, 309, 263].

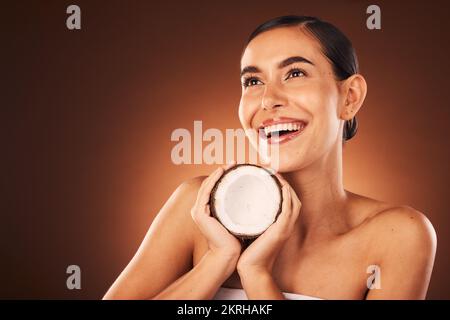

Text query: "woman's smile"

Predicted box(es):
[258, 116, 309, 145]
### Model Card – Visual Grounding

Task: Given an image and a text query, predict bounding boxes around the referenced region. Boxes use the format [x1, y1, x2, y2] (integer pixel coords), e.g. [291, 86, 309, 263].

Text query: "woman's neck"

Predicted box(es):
[283, 142, 351, 243]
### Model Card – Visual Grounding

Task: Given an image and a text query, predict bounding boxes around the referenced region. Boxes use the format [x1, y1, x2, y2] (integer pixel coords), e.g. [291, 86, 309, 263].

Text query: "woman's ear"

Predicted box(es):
[339, 74, 367, 120]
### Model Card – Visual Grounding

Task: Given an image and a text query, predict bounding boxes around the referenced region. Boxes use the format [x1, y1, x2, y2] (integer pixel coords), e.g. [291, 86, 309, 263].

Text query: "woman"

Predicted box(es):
[103, 15, 437, 300]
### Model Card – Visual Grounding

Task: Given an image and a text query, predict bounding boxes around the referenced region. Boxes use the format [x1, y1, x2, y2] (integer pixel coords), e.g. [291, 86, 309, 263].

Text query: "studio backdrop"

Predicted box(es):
[2, 0, 449, 299]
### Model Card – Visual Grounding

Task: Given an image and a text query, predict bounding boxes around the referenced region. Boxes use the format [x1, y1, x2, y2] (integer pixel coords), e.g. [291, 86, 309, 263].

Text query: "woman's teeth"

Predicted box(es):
[263, 122, 305, 137]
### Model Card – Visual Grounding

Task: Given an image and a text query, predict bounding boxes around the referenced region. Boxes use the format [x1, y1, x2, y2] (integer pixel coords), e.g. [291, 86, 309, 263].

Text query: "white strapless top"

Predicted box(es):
[213, 287, 323, 300]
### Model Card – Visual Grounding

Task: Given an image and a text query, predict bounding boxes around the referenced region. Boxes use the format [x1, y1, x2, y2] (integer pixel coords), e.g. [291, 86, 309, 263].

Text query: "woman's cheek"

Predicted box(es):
[293, 83, 330, 113]
[239, 98, 257, 130]
[242, 92, 262, 114]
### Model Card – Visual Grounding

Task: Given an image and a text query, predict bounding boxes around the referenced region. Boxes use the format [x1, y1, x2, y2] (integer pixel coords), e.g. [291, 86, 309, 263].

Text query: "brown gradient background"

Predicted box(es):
[2, 0, 449, 299]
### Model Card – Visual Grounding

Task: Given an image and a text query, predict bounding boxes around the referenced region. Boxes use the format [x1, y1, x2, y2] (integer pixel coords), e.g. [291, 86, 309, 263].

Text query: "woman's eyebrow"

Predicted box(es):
[240, 66, 261, 77]
[279, 56, 314, 68]
[240, 56, 314, 77]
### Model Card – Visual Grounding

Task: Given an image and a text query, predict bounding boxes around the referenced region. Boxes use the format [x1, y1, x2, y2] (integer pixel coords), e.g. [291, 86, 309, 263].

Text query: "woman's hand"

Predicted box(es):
[236, 173, 302, 277]
[191, 163, 242, 259]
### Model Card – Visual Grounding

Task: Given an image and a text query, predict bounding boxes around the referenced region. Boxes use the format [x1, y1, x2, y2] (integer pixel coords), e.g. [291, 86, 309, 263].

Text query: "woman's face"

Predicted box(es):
[239, 26, 345, 173]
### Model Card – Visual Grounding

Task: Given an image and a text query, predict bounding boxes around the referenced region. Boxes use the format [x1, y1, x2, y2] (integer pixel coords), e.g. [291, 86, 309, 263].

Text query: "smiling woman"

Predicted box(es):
[103, 15, 437, 300]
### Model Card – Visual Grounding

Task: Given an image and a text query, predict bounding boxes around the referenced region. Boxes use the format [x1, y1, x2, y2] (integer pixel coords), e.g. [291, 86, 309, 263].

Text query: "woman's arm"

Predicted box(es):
[366, 206, 437, 300]
[103, 176, 237, 300]
[239, 269, 285, 300]
[153, 250, 238, 299]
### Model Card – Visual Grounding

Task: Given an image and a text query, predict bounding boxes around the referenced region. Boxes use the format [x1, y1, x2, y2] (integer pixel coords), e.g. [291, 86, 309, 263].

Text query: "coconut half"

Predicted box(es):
[209, 164, 283, 240]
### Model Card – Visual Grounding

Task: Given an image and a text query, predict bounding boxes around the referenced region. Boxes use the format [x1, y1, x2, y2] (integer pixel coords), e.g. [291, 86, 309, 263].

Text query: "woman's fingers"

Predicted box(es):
[197, 168, 223, 207]
[272, 175, 303, 237]
[289, 185, 302, 213]
[192, 162, 236, 220]
[198, 162, 235, 205]
[189, 163, 243, 254]
[277, 185, 291, 226]
[224, 160, 236, 170]
[288, 186, 301, 229]
[273, 171, 302, 216]
[273, 172, 289, 188]
[192, 168, 221, 221]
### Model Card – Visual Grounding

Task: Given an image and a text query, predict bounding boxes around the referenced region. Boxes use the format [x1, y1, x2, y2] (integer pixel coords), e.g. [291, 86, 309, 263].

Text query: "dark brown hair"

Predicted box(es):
[245, 15, 359, 142]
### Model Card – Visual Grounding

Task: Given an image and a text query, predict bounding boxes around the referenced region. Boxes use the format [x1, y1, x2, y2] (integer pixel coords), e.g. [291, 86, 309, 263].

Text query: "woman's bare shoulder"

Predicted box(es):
[167, 175, 208, 212]
[151, 176, 208, 243]
[171, 175, 208, 230]
[175, 175, 207, 195]
[349, 192, 434, 232]
[347, 191, 437, 258]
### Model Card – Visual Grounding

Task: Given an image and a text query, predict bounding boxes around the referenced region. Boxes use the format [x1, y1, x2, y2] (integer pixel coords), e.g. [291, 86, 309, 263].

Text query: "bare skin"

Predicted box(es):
[103, 25, 437, 300]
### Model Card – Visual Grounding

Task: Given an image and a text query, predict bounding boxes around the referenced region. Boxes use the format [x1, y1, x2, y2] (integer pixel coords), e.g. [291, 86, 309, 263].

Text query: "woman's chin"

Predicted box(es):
[262, 155, 307, 173]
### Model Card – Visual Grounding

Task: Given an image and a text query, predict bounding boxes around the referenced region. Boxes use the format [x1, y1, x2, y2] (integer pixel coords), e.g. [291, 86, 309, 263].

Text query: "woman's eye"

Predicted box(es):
[286, 68, 306, 79]
[243, 77, 262, 88]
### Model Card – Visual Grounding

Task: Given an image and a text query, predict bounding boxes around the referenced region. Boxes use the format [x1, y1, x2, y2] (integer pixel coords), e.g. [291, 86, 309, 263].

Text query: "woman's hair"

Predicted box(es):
[245, 15, 359, 142]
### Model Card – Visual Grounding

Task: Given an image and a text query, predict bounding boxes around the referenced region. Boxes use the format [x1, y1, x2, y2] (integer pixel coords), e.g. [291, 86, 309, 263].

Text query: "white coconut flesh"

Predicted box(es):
[212, 165, 282, 237]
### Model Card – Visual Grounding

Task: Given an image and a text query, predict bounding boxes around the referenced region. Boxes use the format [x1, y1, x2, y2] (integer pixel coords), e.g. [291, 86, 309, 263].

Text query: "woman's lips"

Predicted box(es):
[257, 117, 308, 145]
[259, 116, 307, 128]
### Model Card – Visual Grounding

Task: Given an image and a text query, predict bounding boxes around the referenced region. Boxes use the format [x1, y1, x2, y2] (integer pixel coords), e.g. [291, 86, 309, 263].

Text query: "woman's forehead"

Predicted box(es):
[241, 27, 324, 69]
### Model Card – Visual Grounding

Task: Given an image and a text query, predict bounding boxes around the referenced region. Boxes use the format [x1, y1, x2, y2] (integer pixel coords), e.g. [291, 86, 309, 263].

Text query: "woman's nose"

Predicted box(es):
[261, 83, 286, 110]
